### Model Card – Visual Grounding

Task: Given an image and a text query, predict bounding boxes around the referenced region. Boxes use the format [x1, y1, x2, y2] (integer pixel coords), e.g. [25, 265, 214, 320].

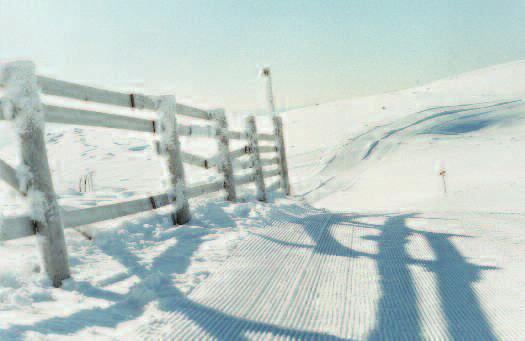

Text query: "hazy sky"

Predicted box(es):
[2, 0, 525, 113]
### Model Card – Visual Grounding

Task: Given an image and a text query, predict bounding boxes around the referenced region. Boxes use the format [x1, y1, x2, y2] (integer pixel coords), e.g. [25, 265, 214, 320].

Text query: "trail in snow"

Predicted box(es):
[360, 100, 519, 161]
[292, 99, 525, 204]
[3, 201, 520, 340]
[121, 205, 520, 340]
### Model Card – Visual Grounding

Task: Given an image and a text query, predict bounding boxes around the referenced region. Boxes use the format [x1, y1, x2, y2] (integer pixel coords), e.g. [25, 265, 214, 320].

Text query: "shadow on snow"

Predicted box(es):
[1, 200, 498, 340]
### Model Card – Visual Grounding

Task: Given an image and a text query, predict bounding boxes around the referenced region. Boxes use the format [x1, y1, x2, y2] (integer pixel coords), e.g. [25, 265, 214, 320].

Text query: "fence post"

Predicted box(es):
[245, 115, 266, 202]
[261, 67, 291, 195]
[156, 95, 191, 224]
[1, 61, 70, 287]
[261, 67, 277, 115]
[211, 109, 237, 201]
[272, 115, 291, 195]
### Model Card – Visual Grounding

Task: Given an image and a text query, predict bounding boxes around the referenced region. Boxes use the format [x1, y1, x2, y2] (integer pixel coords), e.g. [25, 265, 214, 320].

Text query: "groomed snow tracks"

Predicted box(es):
[131, 209, 518, 340]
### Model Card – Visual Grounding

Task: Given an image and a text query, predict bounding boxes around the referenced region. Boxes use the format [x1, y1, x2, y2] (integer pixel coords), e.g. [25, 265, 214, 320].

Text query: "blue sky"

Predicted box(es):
[2, 0, 525, 113]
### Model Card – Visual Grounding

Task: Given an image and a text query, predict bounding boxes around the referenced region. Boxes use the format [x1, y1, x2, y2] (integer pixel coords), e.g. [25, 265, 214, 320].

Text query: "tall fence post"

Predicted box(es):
[273, 115, 291, 195]
[245, 115, 267, 202]
[1, 61, 70, 287]
[261, 67, 277, 115]
[156, 95, 191, 224]
[261, 67, 291, 195]
[211, 109, 237, 201]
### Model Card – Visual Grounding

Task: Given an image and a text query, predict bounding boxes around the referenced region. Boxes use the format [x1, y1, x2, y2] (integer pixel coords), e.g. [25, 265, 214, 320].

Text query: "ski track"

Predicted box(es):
[292, 99, 523, 204]
[127, 206, 523, 340]
[339, 99, 521, 167]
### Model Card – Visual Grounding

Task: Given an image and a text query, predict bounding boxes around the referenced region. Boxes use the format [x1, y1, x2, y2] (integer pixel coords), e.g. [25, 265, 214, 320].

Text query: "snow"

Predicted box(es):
[1, 59, 525, 339]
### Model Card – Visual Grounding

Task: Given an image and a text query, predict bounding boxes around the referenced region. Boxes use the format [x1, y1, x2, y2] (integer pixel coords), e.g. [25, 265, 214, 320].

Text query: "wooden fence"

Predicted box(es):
[0, 61, 290, 286]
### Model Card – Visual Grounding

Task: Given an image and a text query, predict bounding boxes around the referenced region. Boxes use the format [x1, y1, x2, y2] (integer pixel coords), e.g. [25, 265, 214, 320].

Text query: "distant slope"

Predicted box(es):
[283, 59, 525, 212]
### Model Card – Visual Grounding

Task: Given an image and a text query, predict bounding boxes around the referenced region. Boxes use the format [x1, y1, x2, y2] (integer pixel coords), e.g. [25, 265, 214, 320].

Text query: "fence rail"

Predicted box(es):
[180, 151, 217, 169]
[262, 168, 281, 179]
[0, 158, 22, 194]
[230, 147, 250, 159]
[0, 62, 291, 287]
[258, 145, 278, 154]
[37, 75, 213, 121]
[226, 130, 243, 140]
[0, 177, 228, 243]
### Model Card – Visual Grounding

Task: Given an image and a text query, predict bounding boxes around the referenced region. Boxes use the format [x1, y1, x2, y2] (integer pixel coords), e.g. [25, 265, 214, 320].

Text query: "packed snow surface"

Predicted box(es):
[1, 60, 525, 339]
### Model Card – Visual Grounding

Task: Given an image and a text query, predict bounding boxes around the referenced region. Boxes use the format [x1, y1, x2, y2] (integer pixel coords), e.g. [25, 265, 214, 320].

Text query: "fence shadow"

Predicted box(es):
[365, 214, 422, 340]
[0, 202, 498, 340]
[256, 205, 499, 340]
[421, 229, 498, 340]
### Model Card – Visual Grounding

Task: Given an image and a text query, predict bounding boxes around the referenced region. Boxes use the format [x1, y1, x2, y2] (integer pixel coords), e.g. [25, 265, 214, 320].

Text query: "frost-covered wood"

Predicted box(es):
[212, 109, 237, 201]
[234, 173, 256, 186]
[261, 67, 291, 195]
[180, 151, 216, 169]
[230, 146, 250, 159]
[0, 99, 8, 119]
[226, 130, 243, 140]
[0, 193, 170, 240]
[0, 158, 24, 194]
[0, 214, 34, 241]
[262, 67, 277, 115]
[37, 76, 156, 109]
[186, 179, 225, 199]
[0, 178, 226, 241]
[262, 168, 281, 179]
[2, 102, 216, 136]
[245, 116, 267, 202]
[1, 100, 155, 133]
[63, 193, 171, 227]
[257, 133, 275, 141]
[156, 95, 191, 225]
[235, 158, 254, 170]
[0, 64, 294, 250]
[1, 61, 70, 287]
[58, 184, 223, 229]
[38, 76, 212, 122]
[258, 145, 278, 154]
[175, 103, 212, 121]
[44, 105, 154, 132]
[177, 123, 217, 138]
[233, 156, 278, 170]
[261, 157, 280, 167]
[273, 116, 291, 195]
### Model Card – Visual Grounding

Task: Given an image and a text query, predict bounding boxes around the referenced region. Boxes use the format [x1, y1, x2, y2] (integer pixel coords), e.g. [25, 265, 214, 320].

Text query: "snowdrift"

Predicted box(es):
[283, 60, 525, 213]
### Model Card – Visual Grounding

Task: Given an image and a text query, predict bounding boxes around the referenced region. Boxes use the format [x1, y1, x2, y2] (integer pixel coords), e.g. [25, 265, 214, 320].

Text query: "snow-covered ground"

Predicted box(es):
[1, 60, 525, 339]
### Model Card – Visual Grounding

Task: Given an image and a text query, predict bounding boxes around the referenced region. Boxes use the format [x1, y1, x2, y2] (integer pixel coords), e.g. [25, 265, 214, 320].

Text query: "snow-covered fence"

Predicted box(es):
[0, 61, 291, 285]
[0, 62, 71, 287]
[212, 109, 237, 201]
[226, 118, 285, 201]
[261, 67, 291, 195]
[245, 116, 267, 202]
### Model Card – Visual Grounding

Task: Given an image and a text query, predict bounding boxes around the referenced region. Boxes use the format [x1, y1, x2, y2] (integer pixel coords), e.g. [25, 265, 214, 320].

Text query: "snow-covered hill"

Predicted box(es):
[283, 61, 525, 213]
[1, 59, 525, 339]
